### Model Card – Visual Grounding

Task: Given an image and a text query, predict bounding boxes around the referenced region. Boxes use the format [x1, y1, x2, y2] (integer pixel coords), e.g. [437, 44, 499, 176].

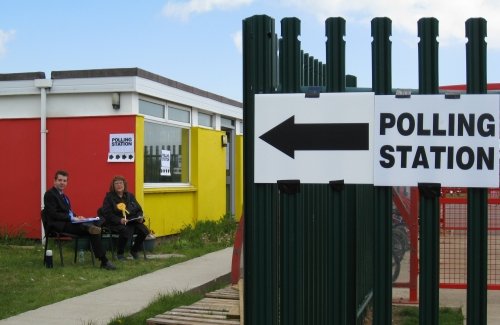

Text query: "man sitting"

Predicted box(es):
[43, 170, 116, 270]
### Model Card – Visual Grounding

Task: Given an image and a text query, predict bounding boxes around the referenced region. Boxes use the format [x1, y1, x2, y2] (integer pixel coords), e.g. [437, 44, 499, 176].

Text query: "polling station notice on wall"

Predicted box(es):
[160, 149, 171, 176]
[374, 95, 499, 188]
[108, 133, 135, 162]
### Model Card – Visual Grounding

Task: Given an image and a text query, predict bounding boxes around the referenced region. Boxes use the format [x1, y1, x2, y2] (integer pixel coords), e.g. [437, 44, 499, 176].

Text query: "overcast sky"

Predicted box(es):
[1, 0, 499, 101]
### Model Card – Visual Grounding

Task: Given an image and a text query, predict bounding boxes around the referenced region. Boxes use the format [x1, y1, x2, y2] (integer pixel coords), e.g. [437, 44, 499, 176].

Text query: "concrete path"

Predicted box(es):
[440, 288, 500, 325]
[0, 247, 233, 325]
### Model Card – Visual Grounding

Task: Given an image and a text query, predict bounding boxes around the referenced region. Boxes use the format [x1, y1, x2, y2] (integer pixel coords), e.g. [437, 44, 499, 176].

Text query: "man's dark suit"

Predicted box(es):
[43, 187, 106, 259]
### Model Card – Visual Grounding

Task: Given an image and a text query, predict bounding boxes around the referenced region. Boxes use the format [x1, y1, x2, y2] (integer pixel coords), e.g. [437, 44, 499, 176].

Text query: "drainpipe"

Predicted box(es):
[35, 79, 52, 243]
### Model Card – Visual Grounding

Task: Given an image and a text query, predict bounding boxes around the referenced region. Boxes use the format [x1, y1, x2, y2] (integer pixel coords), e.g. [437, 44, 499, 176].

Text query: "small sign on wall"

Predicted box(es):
[160, 150, 171, 176]
[108, 133, 135, 162]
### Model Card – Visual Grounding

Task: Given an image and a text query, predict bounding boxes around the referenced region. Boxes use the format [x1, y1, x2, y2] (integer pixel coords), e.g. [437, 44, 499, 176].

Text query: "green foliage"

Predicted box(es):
[393, 306, 464, 325]
[0, 214, 237, 320]
[171, 213, 237, 249]
[438, 307, 465, 325]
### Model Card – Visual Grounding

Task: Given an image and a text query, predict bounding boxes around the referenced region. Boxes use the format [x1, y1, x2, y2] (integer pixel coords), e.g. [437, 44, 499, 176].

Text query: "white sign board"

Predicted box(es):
[374, 95, 499, 187]
[108, 133, 135, 162]
[255, 93, 374, 184]
[160, 150, 171, 176]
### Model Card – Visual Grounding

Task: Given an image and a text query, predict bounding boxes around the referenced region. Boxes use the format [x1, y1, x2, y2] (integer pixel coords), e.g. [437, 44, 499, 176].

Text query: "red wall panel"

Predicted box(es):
[0, 115, 137, 238]
[0, 119, 41, 238]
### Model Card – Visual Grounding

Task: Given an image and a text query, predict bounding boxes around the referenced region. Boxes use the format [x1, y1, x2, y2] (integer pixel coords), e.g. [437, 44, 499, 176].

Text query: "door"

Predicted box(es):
[223, 127, 235, 216]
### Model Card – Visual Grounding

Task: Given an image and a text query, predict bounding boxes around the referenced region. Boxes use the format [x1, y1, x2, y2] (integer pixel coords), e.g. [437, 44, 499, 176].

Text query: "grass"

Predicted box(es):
[392, 305, 464, 325]
[108, 290, 205, 325]
[0, 214, 237, 321]
[107, 281, 227, 325]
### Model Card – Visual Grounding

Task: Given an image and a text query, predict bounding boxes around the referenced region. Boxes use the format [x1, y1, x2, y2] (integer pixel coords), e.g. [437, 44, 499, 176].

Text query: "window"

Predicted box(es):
[168, 106, 190, 123]
[140, 99, 190, 185]
[143, 122, 190, 184]
[139, 100, 164, 118]
[198, 112, 213, 127]
[221, 117, 235, 128]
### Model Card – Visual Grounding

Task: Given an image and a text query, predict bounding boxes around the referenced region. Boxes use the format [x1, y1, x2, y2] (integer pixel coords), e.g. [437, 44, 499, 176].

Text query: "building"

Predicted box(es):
[0, 68, 243, 239]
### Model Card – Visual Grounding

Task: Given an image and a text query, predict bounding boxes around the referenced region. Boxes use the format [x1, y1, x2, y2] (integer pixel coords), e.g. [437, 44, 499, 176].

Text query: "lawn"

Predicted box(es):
[0, 214, 237, 320]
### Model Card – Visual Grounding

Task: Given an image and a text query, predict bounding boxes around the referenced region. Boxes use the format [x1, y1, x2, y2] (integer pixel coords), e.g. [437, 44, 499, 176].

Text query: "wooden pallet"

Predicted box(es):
[147, 286, 241, 325]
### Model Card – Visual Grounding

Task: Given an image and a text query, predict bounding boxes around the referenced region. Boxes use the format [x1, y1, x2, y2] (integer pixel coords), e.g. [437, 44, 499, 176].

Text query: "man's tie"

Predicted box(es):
[62, 194, 75, 219]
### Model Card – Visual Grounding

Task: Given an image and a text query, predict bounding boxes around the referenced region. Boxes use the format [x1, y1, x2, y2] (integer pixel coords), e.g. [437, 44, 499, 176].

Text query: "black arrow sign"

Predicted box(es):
[259, 115, 369, 158]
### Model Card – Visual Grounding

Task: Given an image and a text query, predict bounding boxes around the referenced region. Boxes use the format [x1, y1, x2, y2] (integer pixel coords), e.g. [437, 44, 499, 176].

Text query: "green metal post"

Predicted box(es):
[465, 17, 488, 325]
[418, 18, 439, 95]
[279, 18, 301, 93]
[356, 184, 375, 322]
[303, 53, 310, 86]
[418, 182, 440, 325]
[243, 15, 279, 325]
[300, 50, 304, 86]
[278, 181, 302, 325]
[278, 17, 302, 325]
[313, 58, 319, 85]
[309, 56, 314, 87]
[325, 17, 346, 93]
[322, 64, 327, 87]
[346, 74, 357, 88]
[318, 62, 324, 87]
[325, 17, 356, 324]
[417, 18, 440, 325]
[329, 181, 348, 324]
[371, 17, 393, 325]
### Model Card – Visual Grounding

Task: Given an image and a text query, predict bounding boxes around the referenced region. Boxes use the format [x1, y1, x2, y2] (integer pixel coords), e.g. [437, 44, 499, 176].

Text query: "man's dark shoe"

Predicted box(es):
[100, 260, 116, 270]
[116, 254, 126, 261]
[130, 250, 140, 260]
[88, 225, 101, 235]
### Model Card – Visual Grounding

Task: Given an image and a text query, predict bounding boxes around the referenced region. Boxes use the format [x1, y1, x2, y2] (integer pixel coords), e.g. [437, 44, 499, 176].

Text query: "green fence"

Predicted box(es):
[243, 15, 490, 325]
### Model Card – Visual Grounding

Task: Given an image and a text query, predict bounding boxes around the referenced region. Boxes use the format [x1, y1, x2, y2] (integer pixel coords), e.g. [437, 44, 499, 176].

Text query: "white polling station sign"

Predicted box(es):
[374, 95, 499, 187]
[108, 133, 135, 162]
[255, 92, 374, 184]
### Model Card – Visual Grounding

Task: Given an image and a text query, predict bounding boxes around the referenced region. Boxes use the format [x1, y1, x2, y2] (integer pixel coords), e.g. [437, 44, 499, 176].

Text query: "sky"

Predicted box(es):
[1, 0, 500, 102]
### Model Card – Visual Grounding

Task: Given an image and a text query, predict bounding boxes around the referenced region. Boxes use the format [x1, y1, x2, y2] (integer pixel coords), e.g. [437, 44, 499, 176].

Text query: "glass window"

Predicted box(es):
[168, 106, 190, 123]
[144, 121, 190, 184]
[198, 112, 213, 127]
[139, 100, 164, 118]
[221, 117, 235, 128]
[238, 121, 244, 134]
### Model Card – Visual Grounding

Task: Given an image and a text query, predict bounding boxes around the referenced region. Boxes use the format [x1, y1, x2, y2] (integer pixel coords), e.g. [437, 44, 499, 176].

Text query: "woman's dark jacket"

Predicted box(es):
[101, 191, 143, 226]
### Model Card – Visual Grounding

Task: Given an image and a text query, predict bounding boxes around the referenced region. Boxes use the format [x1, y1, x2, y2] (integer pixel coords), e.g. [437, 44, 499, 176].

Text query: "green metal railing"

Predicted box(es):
[243, 14, 490, 325]
[466, 18, 488, 325]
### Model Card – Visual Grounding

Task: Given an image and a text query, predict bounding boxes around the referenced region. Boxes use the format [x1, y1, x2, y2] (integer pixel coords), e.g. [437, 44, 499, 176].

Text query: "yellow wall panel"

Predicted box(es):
[142, 127, 229, 237]
[135, 115, 145, 204]
[143, 189, 196, 236]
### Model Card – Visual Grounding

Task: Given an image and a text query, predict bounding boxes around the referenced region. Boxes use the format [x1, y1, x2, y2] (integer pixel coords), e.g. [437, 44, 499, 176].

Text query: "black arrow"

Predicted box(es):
[259, 115, 369, 158]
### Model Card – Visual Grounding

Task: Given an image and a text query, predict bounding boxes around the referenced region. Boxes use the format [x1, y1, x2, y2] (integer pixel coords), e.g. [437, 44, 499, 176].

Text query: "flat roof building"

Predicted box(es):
[0, 68, 243, 239]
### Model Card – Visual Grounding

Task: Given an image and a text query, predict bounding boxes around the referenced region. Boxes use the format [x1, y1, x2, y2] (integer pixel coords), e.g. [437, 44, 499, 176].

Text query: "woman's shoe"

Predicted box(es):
[100, 260, 116, 270]
[130, 250, 140, 260]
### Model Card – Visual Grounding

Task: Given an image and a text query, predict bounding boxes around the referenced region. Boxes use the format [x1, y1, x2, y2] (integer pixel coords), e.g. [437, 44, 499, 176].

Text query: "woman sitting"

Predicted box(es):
[100, 175, 149, 260]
